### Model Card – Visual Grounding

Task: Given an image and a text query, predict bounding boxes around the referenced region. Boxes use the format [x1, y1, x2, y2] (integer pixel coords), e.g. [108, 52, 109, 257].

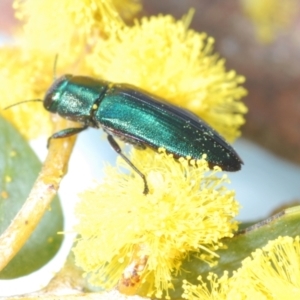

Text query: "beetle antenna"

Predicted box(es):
[53, 54, 58, 81]
[4, 54, 58, 111]
[4, 99, 43, 110]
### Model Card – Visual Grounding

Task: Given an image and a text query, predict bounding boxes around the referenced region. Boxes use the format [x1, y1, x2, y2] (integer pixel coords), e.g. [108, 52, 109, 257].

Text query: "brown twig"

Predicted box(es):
[0, 116, 77, 271]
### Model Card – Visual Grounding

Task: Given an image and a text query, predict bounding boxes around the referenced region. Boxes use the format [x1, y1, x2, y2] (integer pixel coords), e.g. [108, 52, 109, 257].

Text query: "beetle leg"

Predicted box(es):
[107, 134, 149, 195]
[47, 126, 88, 148]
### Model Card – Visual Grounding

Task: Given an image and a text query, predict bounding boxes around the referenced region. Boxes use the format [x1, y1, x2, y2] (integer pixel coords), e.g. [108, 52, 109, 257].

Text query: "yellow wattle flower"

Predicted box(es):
[73, 149, 239, 298]
[0, 48, 54, 139]
[182, 272, 231, 300]
[1, 0, 141, 139]
[230, 235, 300, 299]
[183, 236, 300, 300]
[87, 13, 247, 142]
[13, 0, 141, 56]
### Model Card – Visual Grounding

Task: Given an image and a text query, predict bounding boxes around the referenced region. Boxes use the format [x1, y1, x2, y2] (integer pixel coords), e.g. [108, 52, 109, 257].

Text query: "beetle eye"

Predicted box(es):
[43, 91, 57, 111]
[43, 75, 67, 112]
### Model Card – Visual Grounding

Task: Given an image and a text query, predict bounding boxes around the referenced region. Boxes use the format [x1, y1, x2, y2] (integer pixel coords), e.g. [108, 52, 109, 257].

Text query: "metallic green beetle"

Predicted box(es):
[43, 75, 243, 194]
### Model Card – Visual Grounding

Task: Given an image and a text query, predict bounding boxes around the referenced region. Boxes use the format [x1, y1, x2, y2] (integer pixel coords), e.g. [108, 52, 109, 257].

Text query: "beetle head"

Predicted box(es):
[43, 75, 72, 113]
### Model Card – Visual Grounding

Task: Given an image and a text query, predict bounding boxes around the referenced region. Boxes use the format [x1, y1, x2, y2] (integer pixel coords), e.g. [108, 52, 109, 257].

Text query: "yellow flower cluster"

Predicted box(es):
[0, 0, 141, 139]
[232, 235, 300, 299]
[13, 0, 141, 52]
[183, 236, 300, 299]
[87, 13, 247, 142]
[182, 272, 231, 300]
[241, 0, 298, 43]
[0, 48, 55, 138]
[73, 149, 239, 298]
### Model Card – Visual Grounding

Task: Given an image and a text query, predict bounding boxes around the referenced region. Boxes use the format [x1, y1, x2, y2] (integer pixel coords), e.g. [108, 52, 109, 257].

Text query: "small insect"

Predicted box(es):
[6, 75, 243, 194]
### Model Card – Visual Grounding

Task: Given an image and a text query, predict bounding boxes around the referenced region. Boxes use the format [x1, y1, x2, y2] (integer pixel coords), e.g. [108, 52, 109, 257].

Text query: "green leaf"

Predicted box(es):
[169, 206, 300, 299]
[0, 116, 64, 278]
